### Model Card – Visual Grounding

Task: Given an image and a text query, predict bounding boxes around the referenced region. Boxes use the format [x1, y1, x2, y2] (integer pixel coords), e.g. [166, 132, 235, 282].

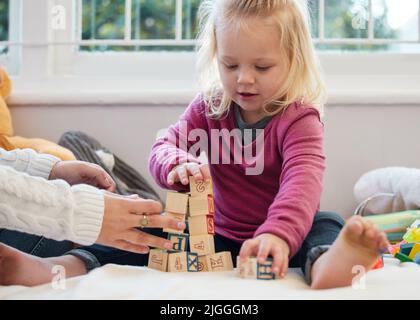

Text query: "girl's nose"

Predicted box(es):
[237, 69, 255, 85]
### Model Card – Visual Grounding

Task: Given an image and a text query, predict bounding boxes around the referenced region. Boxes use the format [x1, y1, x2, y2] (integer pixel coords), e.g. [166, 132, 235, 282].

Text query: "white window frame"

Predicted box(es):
[5, 0, 420, 106]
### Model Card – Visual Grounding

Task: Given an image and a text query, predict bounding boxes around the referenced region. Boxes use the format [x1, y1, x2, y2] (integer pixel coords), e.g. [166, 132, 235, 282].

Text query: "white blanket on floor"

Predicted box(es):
[1, 257, 419, 300]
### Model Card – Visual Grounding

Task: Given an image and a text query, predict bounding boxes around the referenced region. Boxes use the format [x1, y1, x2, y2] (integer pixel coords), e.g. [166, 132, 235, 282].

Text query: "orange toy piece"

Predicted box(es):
[0, 66, 75, 160]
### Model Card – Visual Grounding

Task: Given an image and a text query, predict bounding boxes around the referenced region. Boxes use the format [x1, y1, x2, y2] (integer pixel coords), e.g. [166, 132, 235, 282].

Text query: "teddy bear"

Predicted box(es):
[0, 66, 76, 160]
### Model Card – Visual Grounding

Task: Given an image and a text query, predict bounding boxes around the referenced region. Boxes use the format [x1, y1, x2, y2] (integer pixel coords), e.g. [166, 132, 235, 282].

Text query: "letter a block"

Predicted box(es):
[189, 195, 215, 217]
[189, 177, 213, 197]
[206, 252, 233, 272]
[167, 232, 189, 252]
[188, 215, 215, 236]
[165, 191, 189, 214]
[189, 234, 215, 256]
[168, 252, 199, 272]
[147, 249, 169, 272]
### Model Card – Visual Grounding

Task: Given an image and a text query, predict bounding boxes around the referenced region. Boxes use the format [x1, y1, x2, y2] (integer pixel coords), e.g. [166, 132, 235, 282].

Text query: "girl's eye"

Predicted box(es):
[225, 64, 238, 70]
[256, 66, 271, 71]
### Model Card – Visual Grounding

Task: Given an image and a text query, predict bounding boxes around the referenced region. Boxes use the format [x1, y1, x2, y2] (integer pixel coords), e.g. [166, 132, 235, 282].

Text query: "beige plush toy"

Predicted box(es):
[0, 66, 75, 160]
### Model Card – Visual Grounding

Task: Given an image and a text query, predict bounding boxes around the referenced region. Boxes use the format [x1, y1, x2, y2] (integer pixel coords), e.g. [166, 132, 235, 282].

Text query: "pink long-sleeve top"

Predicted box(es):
[149, 94, 325, 257]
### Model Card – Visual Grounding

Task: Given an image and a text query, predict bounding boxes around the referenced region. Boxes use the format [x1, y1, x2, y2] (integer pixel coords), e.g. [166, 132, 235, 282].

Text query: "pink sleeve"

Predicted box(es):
[148, 94, 209, 192]
[254, 108, 326, 257]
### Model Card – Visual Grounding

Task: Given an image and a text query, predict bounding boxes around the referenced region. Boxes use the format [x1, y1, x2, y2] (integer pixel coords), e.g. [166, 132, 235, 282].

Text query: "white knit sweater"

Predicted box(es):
[0, 148, 104, 245]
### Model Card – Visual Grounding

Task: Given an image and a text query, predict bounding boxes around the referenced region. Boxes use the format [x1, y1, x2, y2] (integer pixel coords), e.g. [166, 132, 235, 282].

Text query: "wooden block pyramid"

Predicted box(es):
[148, 176, 233, 273]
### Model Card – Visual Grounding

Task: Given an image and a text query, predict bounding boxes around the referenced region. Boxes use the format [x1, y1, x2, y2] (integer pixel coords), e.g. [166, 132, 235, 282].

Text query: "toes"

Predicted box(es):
[346, 216, 364, 237]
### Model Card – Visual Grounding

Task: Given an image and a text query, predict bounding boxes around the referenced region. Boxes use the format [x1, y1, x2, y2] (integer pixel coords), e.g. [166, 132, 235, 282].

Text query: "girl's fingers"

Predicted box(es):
[256, 239, 270, 264]
[239, 239, 259, 262]
[271, 248, 284, 277]
[200, 164, 211, 181]
[279, 254, 289, 278]
[167, 170, 178, 185]
[175, 166, 189, 185]
[186, 163, 203, 181]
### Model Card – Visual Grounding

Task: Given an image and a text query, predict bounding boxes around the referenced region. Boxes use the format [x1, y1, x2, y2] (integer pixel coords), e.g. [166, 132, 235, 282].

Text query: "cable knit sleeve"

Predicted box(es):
[0, 148, 60, 179]
[0, 165, 105, 245]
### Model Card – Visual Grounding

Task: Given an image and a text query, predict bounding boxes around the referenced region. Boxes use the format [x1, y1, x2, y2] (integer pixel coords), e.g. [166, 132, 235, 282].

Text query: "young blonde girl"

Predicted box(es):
[150, 0, 388, 289]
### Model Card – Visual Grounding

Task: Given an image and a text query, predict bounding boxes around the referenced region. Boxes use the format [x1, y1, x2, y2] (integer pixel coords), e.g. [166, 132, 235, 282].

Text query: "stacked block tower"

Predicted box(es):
[148, 177, 234, 273]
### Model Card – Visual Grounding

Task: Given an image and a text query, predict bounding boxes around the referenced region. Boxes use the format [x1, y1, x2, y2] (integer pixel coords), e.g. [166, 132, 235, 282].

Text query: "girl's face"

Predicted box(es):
[216, 16, 288, 123]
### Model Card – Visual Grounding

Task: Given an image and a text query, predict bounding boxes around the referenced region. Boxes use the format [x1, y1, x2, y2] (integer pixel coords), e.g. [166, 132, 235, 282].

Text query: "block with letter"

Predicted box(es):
[189, 234, 215, 256]
[198, 256, 209, 272]
[163, 212, 186, 234]
[147, 249, 169, 272]
[168, 252, 199, 272]
[188, 215, 215, 236]
[408, 243, 420, 260]
[206, 251, 233, 272]
[166, 191, 189, 214]
[256, 259, 275, 280]
[236, 256, 257, 279]
[167, 232, 189, 252]
[189, 195, 214, 217]
[189, 176, 213, 197]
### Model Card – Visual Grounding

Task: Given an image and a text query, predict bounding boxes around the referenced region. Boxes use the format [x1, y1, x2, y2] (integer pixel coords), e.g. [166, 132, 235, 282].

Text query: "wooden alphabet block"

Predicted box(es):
[167, 232, 189, 252]
[236, 256, 257, 279]
[189, 234, 215, 256]
[168, 252, 199, 272]
[189, 195, 215, 217]
[236, 257, 275, 280]
[189, 177, 213, 197]
[206, 251, 233, 272]
[198, 256, 209, 272]
[188, 215, 215, 236]
[163, 212, 186, 234]
[147, 249, 168, 272]
[256, 259, 275, 280]
[165, 191, 189, 214]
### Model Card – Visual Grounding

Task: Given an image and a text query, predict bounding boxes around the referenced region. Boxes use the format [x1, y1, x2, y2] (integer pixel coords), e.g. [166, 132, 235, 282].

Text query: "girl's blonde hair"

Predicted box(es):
[196, 0, 326, 119]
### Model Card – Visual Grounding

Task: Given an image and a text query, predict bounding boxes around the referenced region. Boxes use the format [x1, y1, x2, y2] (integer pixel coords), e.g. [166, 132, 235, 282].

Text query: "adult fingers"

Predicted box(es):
[128, 199, 163, 214]
[129, 213, 185, 231]
[113, 240, 150, 254]
[125, 230, 173, 251]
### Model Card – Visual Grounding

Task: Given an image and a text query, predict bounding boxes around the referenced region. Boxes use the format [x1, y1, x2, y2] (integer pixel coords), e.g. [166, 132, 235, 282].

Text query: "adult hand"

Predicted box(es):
[49, 160, 116, 192]
[96, 193, 185, 254]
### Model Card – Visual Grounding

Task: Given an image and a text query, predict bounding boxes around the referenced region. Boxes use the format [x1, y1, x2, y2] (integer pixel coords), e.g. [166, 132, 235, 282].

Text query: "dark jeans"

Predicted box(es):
[67, 211, 344, 284]
[0, 212, 344, 284]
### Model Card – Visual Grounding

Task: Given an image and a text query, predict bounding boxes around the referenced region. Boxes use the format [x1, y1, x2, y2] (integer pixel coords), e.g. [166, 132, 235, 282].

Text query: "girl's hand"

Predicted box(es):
[239, 233, 290, 278]
[167, 163, 211, 185]
[97, 193, 186, 254]
[49, 160, 116, 192]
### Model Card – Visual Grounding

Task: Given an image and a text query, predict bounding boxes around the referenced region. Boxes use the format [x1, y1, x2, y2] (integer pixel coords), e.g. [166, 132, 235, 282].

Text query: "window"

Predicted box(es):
[75, 0, 420, 52]
[0, 0, 9, 54]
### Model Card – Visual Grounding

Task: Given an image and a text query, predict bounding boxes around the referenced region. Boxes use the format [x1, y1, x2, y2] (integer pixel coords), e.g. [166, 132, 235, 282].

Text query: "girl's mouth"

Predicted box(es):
[238, 92, 258, 98]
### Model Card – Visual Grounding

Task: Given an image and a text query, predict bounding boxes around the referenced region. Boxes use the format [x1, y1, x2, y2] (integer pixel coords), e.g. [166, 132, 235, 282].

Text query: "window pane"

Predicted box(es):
[325, 0, 369, 39]
[82, 0, 125, 40]
[131, 0, 176, 40]
[373, 0, 419, 40]
[0, 0, 8, 54]
[182, 0, 201, 39]
[308, 0, 319, 38]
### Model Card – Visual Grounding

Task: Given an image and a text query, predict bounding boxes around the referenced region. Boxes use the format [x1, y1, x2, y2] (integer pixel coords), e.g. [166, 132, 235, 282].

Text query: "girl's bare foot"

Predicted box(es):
[0, 243, 87, 287]
[310, 215, 389, 289]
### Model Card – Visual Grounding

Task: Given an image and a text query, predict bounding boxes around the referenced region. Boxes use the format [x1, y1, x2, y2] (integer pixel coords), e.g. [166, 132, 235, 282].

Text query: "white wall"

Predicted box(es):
[9, 103, 420, 218]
